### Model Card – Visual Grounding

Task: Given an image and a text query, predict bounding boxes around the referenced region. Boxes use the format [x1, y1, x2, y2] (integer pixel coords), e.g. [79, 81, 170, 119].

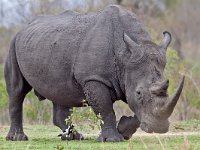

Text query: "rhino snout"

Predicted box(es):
[140, 120, 169, 133]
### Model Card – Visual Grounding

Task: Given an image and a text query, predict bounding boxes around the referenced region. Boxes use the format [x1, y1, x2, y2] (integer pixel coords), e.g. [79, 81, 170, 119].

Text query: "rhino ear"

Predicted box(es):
[161, 31, 171, 50]
[123, 33, 138, 50]
[123, 33, 144, 62]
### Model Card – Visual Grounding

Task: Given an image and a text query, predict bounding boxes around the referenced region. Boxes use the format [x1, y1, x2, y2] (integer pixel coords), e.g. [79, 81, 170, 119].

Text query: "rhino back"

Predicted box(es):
[14, 5, 152, 105]
[15, 11, 98, 106]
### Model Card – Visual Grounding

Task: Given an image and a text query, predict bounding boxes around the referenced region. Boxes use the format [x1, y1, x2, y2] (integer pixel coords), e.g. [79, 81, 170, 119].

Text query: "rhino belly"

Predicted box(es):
[18, 59, 85, 107]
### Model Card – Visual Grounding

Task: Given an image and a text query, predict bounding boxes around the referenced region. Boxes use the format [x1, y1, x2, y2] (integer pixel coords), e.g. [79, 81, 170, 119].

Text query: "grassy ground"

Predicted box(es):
[0, 121, 200, 150]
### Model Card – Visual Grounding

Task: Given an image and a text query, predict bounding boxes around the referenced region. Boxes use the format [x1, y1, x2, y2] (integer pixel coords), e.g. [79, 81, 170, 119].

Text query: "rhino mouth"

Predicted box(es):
[140, 121, 169, 133]
[140, 122, 153, 133]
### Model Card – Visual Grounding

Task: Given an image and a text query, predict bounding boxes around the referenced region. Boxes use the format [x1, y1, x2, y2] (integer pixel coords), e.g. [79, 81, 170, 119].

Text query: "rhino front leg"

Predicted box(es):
[84, 81, 124, 142]
[52, 103, 83, 140]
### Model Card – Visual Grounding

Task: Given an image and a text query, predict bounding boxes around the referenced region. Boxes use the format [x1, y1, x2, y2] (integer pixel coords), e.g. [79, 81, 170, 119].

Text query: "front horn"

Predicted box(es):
[159, 76, 185, 118]
[161, 31, 172, 49]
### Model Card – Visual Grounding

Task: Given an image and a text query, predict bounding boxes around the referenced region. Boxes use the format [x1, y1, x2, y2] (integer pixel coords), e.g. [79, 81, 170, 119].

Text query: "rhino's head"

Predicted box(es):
[123, 31, 184, 133]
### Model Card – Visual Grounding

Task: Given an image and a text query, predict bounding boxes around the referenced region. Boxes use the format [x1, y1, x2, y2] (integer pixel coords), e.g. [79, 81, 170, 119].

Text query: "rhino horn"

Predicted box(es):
[159, 76, 185, 118]
[161, 31, 171, 49]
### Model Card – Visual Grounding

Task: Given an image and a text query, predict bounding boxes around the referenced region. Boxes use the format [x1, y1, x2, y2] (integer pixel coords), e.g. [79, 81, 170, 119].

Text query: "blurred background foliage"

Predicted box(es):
[0, 0, 200, 126]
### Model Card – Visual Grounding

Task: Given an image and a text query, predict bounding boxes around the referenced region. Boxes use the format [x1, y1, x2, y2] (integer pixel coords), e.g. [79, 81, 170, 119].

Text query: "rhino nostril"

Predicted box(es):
[140, 122, 153, 133]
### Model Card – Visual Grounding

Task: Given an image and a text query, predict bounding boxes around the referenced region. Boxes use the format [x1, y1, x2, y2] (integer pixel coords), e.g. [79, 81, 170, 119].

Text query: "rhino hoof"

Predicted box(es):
[97, 132, 124, 142]
[106, 135, 124, 142]
[73, 131, 84, 140]
[61, 134, 73, 140]
[60, 131, 84, 141]
[6, 132, 28, 141]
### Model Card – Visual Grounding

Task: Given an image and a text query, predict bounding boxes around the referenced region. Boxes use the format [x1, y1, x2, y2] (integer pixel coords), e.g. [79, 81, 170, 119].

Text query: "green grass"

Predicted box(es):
[0, 125, 200, 150]
[172, 120, 200, 132]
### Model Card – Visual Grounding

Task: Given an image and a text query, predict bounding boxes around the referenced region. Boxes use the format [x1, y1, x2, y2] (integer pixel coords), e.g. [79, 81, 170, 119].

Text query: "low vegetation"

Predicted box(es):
[0, 123, 200, 150]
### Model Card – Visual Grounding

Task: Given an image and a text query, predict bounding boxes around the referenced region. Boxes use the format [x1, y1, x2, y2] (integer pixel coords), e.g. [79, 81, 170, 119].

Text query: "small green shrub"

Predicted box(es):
[71, 106, 101, 131]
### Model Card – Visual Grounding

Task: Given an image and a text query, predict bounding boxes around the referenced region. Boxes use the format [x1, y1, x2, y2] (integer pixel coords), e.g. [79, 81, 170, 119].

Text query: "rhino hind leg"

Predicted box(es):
[84, 81, 124, 142]
[4, 38, 32, 141]
[53, 103, 84, 140]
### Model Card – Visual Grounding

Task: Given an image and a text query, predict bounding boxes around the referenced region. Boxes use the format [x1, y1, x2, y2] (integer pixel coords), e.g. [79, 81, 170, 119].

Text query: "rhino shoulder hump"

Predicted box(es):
[102, 5, 136, 22]
[105, 5, 122, 11]
[59, 10, 79, 16]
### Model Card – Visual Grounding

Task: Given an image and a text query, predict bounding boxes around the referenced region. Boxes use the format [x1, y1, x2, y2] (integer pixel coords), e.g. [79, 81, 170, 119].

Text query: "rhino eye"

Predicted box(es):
[136, 89, 143, 102]
[136, 90, 141, 95]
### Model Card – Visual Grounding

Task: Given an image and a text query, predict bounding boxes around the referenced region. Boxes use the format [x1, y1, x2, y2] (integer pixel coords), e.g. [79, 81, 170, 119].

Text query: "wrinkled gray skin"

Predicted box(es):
[4, 5, 184, 142]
